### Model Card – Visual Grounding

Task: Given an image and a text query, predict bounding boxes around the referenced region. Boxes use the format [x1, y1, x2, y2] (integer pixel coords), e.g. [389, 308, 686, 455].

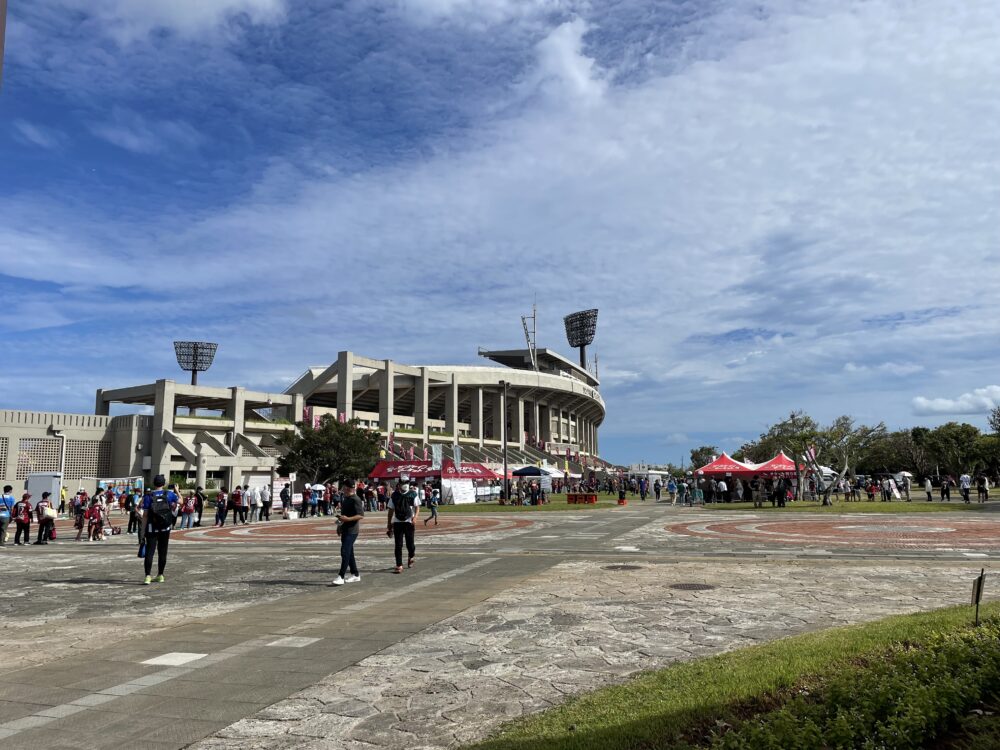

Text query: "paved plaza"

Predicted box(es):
[2, 503, 999, 749]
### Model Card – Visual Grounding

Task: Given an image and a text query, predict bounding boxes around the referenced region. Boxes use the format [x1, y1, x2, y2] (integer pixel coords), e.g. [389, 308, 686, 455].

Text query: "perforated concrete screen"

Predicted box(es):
[65, 440, 111, 480]
[0, 437, 8, 480]
[16, 438, 60, 480]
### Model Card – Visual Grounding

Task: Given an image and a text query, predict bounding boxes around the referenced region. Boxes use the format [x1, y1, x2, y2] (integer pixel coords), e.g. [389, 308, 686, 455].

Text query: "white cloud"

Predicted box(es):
[12, 120, 66, 149]
[386, 0, 569, 26]
[913, 386, 1000, 416]
[89, 109, 205, 154]
[844, 362, 925, 376]
[520, 18, 605, 104]
[5, 0, 1000, 462]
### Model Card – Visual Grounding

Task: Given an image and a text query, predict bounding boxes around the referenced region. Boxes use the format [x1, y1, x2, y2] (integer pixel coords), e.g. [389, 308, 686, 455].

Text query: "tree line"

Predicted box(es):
[683, 410, 1000, 482]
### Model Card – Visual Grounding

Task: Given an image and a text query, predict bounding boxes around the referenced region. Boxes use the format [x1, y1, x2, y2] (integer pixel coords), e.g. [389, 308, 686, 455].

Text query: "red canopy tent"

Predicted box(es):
[369, 461, 435, 479]
[368, 459, 498, 481]
[440, 460, 499, 480]
[754, 452, 801, 475]
[694, 452, 755, 477]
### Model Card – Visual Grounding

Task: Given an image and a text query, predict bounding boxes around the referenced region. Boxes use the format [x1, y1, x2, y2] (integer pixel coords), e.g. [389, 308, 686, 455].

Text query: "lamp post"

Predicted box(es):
[500, 380, 508, 502]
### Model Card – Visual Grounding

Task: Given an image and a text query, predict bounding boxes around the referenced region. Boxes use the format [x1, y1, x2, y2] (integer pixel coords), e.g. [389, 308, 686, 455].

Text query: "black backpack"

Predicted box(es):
[146, 490, 174, 530]
[393, 491, 414, 522]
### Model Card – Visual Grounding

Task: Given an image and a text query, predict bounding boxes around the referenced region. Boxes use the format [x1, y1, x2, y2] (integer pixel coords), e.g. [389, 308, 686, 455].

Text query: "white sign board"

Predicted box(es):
[443, 479, 476, 505]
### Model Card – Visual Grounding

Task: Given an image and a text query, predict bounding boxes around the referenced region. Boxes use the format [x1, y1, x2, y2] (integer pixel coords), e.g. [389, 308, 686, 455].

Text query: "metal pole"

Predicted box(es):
[501, 381, 508, 503]
[191, 342, 199, 386]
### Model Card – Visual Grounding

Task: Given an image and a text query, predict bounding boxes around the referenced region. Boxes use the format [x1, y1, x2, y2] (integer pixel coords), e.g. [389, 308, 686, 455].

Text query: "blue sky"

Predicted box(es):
[2, 0, 1000, 466]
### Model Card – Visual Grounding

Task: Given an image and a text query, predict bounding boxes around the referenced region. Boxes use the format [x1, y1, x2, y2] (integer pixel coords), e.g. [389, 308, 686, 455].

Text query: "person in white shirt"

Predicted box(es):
[924, 477, 933, 501]
[259, 484, 272, 521]
[248, 485, 263, 522]
[959, 473, 972, 503]
[716, 479, 729, 503]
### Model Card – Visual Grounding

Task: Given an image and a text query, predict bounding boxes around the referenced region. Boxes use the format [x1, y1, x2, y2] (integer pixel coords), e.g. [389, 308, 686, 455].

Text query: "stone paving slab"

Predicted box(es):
[189, 558, 995, 750]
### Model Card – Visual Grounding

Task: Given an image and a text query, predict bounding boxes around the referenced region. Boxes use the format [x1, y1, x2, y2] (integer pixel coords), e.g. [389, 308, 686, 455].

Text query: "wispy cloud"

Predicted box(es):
[89, 108, 205, 154]
[845, 362, 925, 377]
[12, 120, 66, 149]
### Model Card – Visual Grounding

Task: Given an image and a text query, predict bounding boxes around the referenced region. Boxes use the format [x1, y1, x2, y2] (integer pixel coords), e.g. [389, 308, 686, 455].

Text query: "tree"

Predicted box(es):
[989, 406, 1000, 435]
[689, 446, 719, 470]
[277, 415, 383, 484]
[803, 416, 887, 505]
[748, 411, 819, 500]
[924, 422, 981, 477]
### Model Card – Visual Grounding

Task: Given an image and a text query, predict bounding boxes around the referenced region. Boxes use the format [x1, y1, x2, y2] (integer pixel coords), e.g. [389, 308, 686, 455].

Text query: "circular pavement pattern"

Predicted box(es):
[665, 517, 1000, 550]
[175, 515, 537, 544]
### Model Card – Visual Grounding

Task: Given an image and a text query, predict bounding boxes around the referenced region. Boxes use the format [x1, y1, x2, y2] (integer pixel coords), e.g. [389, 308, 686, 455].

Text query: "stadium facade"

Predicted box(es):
[0, 349, 606, 492]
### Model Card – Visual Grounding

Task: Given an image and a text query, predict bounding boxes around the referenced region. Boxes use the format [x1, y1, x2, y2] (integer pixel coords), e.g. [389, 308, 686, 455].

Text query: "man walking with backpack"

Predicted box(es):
[387, 476, 420, 574]
[141, 475, 179, 585]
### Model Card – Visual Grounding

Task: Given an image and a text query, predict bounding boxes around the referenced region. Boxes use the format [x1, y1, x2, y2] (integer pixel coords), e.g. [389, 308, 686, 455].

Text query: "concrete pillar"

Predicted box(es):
[444, 374, 459, 437]
[379, 359, 395, 432]
[337, 351, 355, 422]
[94, 389, 110, 416]
[488, 390, 503, 440]
[196, 446, 208, 490]
[414, 367, 429, 441]
[539, 404, 552, 444]
[470, 387, 484, 446]
[151, 379, 175, 480]
[511, 394, 524, 448]
[224, 386, 246, 451]
[531, 401, 540, 443]
[292, 394, 305, 423]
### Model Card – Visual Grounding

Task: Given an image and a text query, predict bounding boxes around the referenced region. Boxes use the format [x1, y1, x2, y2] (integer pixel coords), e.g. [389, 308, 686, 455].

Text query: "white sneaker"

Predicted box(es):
[345, 575, 361, 583]
[331, 576, 345, 586]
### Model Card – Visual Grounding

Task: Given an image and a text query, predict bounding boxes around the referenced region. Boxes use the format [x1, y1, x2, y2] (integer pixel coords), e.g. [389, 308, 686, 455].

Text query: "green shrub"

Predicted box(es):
[710, 620, 1000, 749]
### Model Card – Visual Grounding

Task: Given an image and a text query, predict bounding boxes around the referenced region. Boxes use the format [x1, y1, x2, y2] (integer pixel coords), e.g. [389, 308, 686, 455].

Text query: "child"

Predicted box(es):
[424, 489, 440, 526]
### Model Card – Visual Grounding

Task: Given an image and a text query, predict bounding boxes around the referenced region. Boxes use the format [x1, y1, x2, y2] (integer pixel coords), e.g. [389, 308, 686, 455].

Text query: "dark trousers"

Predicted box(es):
[15, 521, 31, 545]
[36, 520, 53, 543]
[216, 507, 228, 525]
[339, 530, 359, 578]
[144, 531, 170, 576]
[127, 511, 139, 534]
[393, 522, 415, 567]
[240, 507, 249, 523]
[261, 502, 271, 521]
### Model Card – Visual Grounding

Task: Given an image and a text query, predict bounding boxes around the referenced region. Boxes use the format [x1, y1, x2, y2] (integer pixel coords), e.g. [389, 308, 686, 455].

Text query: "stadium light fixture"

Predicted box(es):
[173, 341, 219, 385]
[563, 309, 598, 368]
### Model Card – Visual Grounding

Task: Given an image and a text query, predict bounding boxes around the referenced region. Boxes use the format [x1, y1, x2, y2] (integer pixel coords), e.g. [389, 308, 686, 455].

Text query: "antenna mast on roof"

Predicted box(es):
[521, 302, 538, 372]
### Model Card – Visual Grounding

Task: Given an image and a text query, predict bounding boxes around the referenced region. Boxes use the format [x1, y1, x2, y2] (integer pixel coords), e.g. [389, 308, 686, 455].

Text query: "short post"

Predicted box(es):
[972, 568, 987, 626]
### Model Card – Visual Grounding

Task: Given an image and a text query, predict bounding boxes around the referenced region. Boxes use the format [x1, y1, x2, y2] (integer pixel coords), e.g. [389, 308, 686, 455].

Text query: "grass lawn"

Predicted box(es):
[467, 601, 1000, 750]
[442, 493, 628, 513]
[702, 500, 995, 513]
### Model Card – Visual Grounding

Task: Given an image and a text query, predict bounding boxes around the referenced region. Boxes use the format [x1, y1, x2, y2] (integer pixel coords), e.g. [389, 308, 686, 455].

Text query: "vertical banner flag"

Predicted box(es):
[431, 444, 443, 470]
[423, 444, 429, 461]
[453, 445, 462, 468]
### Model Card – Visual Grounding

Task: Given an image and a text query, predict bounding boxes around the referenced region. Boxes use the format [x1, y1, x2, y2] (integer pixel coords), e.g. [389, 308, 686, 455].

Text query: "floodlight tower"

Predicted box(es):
[563, 309, 598, 369]
[173, 341, 219, 385]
